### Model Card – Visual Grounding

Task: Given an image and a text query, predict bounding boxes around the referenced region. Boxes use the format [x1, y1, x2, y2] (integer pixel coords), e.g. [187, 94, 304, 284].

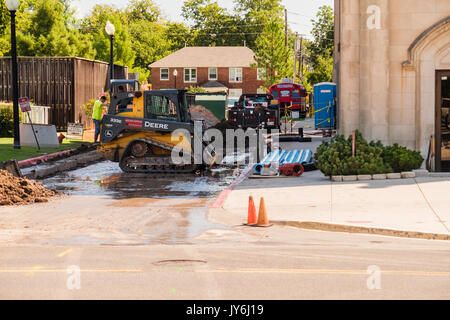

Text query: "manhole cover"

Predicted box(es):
[153, 259, 207, 266]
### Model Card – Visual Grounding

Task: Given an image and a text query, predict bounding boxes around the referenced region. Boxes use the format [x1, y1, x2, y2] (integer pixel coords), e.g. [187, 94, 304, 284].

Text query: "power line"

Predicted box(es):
[187, 23, 268, 31]
[81, 22, 268, 34]
[289, 21, 313, 27]
[80, 22, 335, 42]
[286, 10, 314, 18]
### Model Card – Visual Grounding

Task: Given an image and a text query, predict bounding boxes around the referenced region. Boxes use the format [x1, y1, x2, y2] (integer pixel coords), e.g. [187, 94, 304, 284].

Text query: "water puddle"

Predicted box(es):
[35, 160, 247, 246]
[42, 161, 241, 199]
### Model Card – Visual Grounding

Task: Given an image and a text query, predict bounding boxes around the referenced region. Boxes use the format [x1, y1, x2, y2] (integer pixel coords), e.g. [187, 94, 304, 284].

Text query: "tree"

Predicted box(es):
[305, 54, 333, 85]
[234, 0, 283, 13]
[124, 0, 169, 81]
[164, 22, 192, 51]
[129, 19, 171, 81]
[0, 2, 8, 36]
[306, 5, 334, 84]
[126, 0, 161, 23]
[23, 0, 93, 56]
[0, 0, 95, 58]
[0, 2, 9, 56]
[182, 0, 245, 47]
[81, 5, 135, 67]
[233, 0, 284, 49]
[252, 20, 290, 88]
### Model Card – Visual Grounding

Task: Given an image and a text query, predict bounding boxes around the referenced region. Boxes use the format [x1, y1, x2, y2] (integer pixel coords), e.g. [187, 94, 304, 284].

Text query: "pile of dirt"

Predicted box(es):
[189, 105, 220, 128]
[209, 120, 246, 148]
[210, 119, 239, 133]
[0, 170, 56, 206]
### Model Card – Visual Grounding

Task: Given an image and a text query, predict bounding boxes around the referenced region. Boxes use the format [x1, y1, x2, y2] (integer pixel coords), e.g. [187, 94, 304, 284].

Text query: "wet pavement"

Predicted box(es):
[42, 161, 238, 199]
[0, 160, 248, 246]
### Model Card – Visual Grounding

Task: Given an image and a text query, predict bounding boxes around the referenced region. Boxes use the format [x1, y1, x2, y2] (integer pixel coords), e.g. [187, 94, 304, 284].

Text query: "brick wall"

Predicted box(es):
[150, 67, 264, 94]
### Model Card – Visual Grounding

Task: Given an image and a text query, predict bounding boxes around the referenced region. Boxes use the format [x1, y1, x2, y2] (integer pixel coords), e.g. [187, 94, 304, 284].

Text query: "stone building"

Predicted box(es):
[334, 0, 450, 171]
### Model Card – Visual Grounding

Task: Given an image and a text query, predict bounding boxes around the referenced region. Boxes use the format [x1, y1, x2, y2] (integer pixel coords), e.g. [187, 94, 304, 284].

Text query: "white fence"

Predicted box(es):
[22, 106, 51, 125]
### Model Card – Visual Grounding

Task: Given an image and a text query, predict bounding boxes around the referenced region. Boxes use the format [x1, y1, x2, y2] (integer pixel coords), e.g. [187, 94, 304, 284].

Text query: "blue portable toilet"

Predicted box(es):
[314, 82, 336, 129]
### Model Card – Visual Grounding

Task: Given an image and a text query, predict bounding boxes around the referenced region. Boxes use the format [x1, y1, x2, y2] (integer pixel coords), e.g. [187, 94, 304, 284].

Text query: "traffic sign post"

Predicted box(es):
[19, 97, 40, 150]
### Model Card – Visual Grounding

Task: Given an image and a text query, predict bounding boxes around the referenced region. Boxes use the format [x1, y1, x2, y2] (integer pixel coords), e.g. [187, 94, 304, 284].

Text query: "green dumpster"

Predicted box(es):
[194, 93, 227, 120]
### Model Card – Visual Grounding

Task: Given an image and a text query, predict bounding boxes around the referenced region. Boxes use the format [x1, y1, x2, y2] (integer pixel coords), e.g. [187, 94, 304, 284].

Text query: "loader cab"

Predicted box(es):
[109, 80, 141, 115]
[108, 79, 191, 124]
[143, 90, 191, 123]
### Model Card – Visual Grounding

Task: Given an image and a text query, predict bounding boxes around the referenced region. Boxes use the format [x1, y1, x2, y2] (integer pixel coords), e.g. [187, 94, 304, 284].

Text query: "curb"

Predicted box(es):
[331, 170, 450, 182]
[17, 144, 95, 168]
[22, 150, 103, 179]
[273, 220, 450, 241]
[18, 149, 74, 167]
[210, 164, 254, 209]
[332, 171, 417, 182]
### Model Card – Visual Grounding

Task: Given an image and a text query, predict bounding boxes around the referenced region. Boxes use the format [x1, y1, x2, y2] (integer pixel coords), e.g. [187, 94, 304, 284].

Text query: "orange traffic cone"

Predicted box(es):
[246, 196, 257, 225]
[256, 197, 272, 227]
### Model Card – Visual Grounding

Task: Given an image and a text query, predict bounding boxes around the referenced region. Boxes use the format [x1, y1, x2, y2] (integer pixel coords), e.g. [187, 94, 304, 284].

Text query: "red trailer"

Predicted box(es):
[269, 81, 307, 118]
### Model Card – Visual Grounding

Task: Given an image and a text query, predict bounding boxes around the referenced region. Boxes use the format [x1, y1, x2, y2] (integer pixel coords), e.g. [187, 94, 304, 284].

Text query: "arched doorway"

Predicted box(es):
[405, 16, 450, 171]
[436, 71, 450, 171]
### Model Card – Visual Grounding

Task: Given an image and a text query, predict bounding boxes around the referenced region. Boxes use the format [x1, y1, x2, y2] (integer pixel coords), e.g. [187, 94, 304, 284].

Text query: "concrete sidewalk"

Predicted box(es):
[209, 170, 450, 236]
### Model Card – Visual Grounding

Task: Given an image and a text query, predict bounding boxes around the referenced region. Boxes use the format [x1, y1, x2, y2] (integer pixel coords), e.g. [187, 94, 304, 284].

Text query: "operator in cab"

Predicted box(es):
[116, 85, 133, 113]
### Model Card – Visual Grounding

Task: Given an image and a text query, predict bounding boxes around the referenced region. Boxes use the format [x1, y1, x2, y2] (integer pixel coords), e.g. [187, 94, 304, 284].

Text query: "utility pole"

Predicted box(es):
[284, 9, 288, 64]
[293, 33, 298, 83]
[299, 36, 304, 84]
[284, 9, 288, 48]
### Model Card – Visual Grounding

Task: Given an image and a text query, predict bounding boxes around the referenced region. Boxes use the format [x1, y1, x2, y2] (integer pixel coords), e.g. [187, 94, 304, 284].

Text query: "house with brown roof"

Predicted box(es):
[149, 46, 265, 98]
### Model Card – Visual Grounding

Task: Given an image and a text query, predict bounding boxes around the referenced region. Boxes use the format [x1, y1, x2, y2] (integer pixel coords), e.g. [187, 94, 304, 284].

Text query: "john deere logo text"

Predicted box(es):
[144, 121, 169, 130]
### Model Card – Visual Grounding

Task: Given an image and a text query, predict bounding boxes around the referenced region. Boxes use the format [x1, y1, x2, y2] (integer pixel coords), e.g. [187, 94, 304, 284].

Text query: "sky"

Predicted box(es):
[72, 0, 334, 38]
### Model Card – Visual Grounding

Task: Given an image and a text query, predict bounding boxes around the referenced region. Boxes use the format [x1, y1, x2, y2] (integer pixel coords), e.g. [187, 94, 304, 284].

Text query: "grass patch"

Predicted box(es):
[0, 137, 93, 162]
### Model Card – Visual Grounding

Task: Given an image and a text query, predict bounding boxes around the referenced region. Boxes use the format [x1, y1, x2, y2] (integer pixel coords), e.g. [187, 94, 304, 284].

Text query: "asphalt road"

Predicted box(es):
[0, 158, 449, 299]
[0, 226, 449, 299]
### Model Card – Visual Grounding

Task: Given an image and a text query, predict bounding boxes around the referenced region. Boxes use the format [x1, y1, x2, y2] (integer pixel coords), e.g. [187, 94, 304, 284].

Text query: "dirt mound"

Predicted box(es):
[189, 105, 220, 128]
[210, 119, 239, 133]
[0, 170, 56, 206]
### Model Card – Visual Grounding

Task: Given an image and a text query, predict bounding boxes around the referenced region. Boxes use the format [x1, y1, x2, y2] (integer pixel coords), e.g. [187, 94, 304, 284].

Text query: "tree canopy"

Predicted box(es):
[252, 20, 290, 89]
[0, 0, 334, 87]
[304, 5, 334, 84]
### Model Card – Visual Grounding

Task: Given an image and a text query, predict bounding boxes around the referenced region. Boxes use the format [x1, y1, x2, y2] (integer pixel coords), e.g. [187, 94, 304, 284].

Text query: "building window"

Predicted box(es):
[184, 68, 197, 82]
[229, 68, 242, 82]
[257, 68, 264, 81]
[208, 67, 218, 80]
[160, 68, 169, 81]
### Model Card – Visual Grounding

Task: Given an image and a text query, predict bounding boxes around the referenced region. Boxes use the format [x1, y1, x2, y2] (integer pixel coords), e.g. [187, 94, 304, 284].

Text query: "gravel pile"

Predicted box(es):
[0, 170, 56, 206]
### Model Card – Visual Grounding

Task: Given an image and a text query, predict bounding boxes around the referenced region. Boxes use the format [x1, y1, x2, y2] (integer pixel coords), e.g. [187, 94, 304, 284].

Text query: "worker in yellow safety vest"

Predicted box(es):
[92, 95, 108, 143]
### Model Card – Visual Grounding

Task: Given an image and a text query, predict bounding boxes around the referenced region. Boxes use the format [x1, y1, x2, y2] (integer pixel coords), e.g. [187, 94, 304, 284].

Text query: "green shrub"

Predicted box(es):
[0, 104, 23, 137]
[186, 86, 208, 93]
[314, 130, 424, 176]
[382, 143, 424, 173]
[82, 99, 97, 120]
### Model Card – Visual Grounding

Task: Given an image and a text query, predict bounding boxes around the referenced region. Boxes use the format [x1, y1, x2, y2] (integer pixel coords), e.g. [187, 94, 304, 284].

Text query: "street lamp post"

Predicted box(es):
[5, 0, 21, 149]
[173, 69, 178, 89]
[105, 21, 115, 91]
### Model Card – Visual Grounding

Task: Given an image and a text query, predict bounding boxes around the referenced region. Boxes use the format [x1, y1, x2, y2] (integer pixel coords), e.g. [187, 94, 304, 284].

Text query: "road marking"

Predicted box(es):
[5, 268, 449, 277]
[197, 268, 450, 277]
[57, 248, 73, 258]
[1, 269, 143, 274]
[25, 265, 45, 277]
